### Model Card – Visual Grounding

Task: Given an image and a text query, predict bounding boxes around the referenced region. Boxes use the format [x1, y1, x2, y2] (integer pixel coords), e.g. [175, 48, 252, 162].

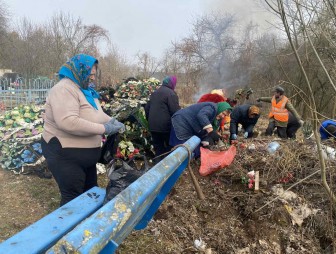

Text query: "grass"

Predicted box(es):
[0, 170, 59, 241]
[0, 168, 112, 243]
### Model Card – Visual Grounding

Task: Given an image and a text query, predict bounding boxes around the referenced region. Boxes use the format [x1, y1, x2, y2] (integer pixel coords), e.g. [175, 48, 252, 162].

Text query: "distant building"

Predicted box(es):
[2, 72, 22, 81]
[0, 69, 13, 76]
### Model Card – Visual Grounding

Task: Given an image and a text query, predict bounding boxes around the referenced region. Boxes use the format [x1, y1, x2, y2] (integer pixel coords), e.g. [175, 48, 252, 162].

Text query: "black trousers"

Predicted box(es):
[41, 137, 101, 206]
[151, 132, 171, 162]
[287, 122, 300, 139]
[265, 121, 287, 138]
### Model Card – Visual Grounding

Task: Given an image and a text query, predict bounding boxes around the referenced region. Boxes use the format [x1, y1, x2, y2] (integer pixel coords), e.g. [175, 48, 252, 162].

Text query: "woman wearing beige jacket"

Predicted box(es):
[42, 54, 124, 206]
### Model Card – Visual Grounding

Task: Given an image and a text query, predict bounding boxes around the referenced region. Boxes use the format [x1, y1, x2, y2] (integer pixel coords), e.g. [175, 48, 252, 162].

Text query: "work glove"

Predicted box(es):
[256, 98, 261, 102]
[103, 118, 123, 135]
[243, 132, 249, 139]
[299, 120, 304, 126]
[231, 134, 237, 140]
[208, 131, 221, 142]
[116, 121, 126, 133]
[201, 140, 210, 147]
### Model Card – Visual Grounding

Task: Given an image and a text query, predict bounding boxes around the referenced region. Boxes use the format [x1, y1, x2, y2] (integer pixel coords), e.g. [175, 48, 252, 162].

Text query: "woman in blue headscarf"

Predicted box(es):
[42, 54, 124, 206]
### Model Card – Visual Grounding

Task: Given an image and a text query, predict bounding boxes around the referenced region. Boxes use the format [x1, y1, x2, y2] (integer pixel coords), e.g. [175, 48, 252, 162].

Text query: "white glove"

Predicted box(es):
[243, 132, 249, 139]
[299, 120, 304, 126]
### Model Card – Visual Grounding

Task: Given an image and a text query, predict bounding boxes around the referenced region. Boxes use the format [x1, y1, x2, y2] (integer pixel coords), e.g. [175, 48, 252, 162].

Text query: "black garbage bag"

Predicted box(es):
[103, 155, 150, 204]
[99, 133, 120, 164]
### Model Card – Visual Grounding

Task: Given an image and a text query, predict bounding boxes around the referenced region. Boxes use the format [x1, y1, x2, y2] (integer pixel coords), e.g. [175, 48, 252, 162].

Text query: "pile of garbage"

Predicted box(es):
[0, 105, 44, 172]
[99, 77, 161, 160]
[0, 78, 161, 173]
[119, 136, 335, 254]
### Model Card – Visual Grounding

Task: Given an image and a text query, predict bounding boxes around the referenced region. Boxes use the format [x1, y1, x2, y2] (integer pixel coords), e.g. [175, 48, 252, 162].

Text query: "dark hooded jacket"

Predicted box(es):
[171, 102, 218, 140]
[145, 83, 180, 133]
[230, 104, 260, 135]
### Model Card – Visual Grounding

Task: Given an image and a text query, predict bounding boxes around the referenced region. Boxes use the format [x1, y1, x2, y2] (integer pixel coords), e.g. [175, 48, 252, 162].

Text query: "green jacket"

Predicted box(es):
[259, 96, 301, 127]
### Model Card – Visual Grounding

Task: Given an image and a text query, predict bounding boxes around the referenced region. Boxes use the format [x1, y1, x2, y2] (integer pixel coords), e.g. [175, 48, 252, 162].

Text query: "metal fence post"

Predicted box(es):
[0, 77, 55, 110]
[28, 80, 32, 103]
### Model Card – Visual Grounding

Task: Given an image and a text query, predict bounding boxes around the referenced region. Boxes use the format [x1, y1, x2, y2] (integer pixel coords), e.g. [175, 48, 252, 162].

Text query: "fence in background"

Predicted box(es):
[0, 78, 55, 109]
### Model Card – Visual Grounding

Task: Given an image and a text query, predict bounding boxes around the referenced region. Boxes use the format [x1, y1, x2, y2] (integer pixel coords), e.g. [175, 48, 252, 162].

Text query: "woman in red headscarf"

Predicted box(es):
[198, 89, 226, 103]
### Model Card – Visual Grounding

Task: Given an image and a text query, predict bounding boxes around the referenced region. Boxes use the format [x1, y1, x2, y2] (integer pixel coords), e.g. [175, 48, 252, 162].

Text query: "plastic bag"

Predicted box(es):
[103, 155, 150, 204]
[199, 146, 236, 176]
[98, 133, 120, 164]
[267, 141, 280, 155]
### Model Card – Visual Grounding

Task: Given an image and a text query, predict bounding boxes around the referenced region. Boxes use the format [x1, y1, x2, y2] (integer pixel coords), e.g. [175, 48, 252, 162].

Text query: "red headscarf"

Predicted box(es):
[197, 93, 225, 103]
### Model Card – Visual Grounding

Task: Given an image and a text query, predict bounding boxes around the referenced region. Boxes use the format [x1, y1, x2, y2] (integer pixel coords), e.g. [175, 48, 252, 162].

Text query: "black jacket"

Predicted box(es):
[145, 84, 180, 133]
[230, 104, 260, 135]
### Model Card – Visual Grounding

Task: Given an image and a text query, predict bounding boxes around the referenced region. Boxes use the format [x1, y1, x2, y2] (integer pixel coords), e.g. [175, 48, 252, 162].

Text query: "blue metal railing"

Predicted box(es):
[47, 136, 200, 254]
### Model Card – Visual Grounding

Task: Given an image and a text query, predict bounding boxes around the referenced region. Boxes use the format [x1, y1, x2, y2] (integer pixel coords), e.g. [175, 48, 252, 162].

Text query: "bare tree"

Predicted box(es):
[161, 47, 182, 76]
[0, 11, 110, 78]
[48, 12, 108, 58]
[99, 44, 133, 86]
[136, 52, 160, 79]
[0, 0, 9, 67]
[194, 13, 237, 85]
[3, 18, 50, 77]
[264, 0, 336, 208]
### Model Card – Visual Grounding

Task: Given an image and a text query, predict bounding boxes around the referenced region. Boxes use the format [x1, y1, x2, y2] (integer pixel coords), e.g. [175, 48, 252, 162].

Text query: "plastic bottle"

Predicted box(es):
[320, 145, 336, 160]
[267, 141, 280, 154]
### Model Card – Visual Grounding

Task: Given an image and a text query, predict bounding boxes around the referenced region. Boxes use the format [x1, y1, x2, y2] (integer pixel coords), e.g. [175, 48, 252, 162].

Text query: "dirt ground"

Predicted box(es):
[0, 169, 59, 242]
[117, 138, 336, 254]
[0, 123, 336, 253]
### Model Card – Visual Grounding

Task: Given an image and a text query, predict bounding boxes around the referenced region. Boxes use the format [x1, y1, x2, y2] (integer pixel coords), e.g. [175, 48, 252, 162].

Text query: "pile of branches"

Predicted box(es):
[226, 138, 336, 204]
[232, 139, 321, 184]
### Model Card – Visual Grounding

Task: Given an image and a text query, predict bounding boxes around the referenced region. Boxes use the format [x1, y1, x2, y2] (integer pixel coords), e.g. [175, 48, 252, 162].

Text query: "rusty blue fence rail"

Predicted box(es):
[0, 187, 106, 254]
[0, 136, 201, 254]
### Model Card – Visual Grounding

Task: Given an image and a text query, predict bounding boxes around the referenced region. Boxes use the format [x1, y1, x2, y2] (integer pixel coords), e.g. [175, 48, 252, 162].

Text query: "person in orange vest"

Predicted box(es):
[257, 86, 304, 138]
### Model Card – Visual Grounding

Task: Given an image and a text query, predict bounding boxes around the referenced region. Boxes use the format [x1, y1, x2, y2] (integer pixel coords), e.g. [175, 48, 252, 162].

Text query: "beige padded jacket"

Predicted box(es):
[42, 78, 110, 148]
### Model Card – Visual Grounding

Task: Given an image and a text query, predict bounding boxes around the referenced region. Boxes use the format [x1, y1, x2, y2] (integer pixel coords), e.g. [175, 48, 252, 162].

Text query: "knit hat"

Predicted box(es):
[162, 76, 177, 90]
[326, 125, 336, 136]
[248, 105, 260, 115]
[274, 86, 285, 94]
[211, 89, 225, 97]
[217, 102, 232, 115]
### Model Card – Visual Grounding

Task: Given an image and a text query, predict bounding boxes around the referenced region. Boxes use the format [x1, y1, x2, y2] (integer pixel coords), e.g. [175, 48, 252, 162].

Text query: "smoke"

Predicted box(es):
[190, 0, 276, 102]
[203, 0, 275, 31]
[193, 58, 252, 102]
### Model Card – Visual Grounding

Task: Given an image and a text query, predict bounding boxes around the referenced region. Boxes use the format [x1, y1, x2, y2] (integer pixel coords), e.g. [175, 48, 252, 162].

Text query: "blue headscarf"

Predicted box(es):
[59, 54, 100, 110]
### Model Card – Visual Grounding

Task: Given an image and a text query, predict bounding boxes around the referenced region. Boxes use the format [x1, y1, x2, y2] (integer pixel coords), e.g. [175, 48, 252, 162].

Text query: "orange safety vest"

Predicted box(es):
[269, 95, 289, 122]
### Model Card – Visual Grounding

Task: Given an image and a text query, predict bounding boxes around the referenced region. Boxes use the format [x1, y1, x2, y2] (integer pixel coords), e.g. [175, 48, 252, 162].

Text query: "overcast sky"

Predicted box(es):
[4, 0, 275, 60]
